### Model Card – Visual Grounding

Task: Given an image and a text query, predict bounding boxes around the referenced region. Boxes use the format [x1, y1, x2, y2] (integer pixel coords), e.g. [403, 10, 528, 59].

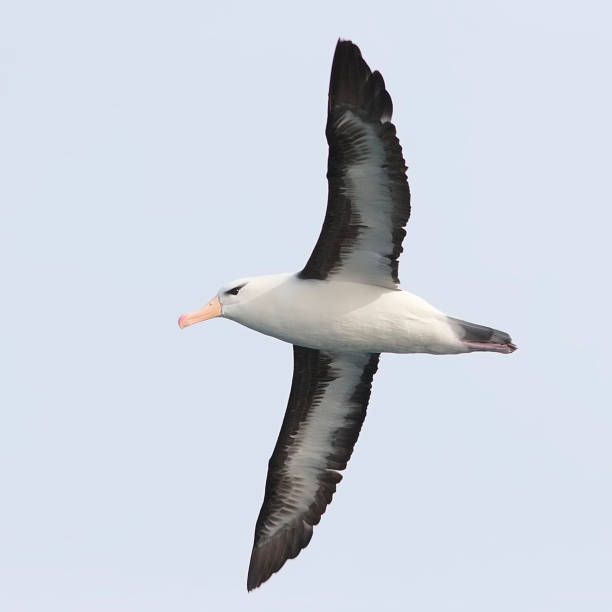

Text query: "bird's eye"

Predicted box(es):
[225, 284, 245, 296]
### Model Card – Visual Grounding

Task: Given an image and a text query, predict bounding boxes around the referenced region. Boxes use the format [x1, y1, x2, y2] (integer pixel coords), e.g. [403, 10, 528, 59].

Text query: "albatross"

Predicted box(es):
[179, 40, 516, 591]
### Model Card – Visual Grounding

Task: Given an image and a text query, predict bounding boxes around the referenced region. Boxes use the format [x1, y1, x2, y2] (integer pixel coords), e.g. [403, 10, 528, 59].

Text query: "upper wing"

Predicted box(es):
[247, 346, 380, 591]
[299, 40, 411, 289]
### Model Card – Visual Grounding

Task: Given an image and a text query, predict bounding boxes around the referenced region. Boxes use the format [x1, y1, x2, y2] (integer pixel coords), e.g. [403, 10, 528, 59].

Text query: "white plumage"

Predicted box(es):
[220, 274, 467, 354]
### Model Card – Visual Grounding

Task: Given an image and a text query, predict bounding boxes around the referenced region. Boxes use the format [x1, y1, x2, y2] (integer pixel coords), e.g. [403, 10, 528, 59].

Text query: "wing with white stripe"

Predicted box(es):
[299, 40, 411, 289]
[247, 346, 380, 590]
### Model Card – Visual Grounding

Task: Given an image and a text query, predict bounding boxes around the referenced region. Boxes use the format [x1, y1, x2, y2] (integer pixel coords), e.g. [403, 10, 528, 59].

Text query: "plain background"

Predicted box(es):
[1, 1, 611, 610]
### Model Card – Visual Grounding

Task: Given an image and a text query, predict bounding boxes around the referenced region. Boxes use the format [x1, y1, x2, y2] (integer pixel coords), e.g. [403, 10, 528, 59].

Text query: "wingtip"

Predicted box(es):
[328, 39, 393, 124]
[246, 565, 257, 591]
[246, 573, 265, 592]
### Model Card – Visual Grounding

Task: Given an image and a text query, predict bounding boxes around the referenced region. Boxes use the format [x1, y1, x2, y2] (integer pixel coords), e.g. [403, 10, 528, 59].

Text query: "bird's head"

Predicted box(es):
[178, 274, 289, 329]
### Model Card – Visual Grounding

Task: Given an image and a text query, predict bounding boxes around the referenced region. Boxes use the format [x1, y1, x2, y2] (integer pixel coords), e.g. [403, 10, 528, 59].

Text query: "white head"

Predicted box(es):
[178, 274, 290, 329]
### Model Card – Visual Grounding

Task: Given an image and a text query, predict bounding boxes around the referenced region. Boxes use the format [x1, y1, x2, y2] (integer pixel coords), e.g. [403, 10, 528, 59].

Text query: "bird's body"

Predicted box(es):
[179, 40, 516, 590]
[221, 273, 509, 355]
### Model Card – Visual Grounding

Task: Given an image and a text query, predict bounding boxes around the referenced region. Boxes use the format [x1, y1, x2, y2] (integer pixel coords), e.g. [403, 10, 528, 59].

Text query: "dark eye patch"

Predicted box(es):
[225, 283, 246, 296]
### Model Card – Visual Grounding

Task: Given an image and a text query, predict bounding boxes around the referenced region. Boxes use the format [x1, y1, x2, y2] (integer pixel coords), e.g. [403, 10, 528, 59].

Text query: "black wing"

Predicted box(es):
[299, 40, 411, 289]
[247, 346, 380, 590]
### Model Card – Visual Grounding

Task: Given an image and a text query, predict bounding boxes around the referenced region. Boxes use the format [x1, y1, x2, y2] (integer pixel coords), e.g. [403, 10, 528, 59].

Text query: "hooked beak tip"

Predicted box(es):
[178, 296, 222, 330]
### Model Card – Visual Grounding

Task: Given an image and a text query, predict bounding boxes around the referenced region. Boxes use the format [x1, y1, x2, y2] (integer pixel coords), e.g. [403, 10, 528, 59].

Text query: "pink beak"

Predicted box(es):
[178, 295, 222, 329]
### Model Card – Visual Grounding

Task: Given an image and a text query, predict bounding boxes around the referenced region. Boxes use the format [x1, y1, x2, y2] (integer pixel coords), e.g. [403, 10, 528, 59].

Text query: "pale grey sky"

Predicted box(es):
[1, 1, 611, 610]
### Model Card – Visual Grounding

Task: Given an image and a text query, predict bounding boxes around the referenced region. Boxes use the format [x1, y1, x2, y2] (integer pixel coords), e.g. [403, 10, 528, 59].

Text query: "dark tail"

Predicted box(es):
[448, 317, 517, 354]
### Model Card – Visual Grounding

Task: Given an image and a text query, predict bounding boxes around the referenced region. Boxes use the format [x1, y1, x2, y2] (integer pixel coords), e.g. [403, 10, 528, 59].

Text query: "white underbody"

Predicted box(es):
[220, 273, 466, 354]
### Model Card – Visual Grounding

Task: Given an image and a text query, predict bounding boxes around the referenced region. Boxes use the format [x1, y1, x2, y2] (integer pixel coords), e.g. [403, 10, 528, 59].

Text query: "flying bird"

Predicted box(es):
[179, 40, 516, 591]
